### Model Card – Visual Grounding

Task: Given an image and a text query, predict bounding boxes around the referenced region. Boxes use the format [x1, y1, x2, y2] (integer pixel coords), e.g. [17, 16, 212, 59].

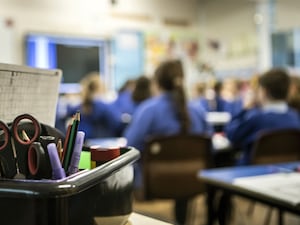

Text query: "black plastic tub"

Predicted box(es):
[0, 147, 140, 225]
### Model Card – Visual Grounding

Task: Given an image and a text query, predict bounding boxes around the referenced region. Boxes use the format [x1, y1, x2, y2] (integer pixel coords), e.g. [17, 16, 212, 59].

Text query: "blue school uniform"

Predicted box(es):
[198, 96, 242, 116]
[67, 100, 121, 139]
[224, 98, 243, 117]
[112, 90, 136, 116]
[225, 103, 300, 165]
[199, 96, 226, 112]
[124, 93, 213, 151]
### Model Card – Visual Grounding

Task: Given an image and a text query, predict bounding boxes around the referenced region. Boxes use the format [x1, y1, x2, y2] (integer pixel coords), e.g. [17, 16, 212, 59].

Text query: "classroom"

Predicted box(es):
[1, 0, 300, 225]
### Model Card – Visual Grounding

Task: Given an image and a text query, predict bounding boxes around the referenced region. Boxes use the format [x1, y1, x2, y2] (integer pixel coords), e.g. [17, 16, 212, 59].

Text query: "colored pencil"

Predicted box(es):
[63, 112, 80, 171]
[62, 117, 74, 162]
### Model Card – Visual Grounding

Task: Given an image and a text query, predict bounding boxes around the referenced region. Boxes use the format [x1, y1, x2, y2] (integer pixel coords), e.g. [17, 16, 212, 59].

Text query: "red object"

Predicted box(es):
[91, 147, 120, 162]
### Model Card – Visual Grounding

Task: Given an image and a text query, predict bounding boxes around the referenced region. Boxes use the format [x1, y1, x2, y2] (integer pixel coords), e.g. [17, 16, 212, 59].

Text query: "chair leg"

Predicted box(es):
[217, 192, 232, 225]
[278, 209, 283, 225]
[263, 208, 273, 225]
[263, 208, 284, 225]
[174, 198, 189, 225]
[206, 188, 217, 225]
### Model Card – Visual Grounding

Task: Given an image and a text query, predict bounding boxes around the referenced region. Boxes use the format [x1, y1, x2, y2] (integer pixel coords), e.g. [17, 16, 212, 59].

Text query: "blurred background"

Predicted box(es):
[1, 0, 299, 94]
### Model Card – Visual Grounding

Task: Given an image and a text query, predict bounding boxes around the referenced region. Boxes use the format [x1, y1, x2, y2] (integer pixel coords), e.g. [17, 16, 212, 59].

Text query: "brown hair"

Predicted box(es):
[132, 76, 151, 104]
[80, 72, 104, 114]
[154, 60, 190, 133]
[258, 68, 290, 100]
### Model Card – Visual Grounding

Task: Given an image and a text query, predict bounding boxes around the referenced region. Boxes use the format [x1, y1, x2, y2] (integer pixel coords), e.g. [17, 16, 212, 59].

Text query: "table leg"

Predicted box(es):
[206, 186, 216, 225]
[217, 192, 231, 225]
[278, 209, 283, 225]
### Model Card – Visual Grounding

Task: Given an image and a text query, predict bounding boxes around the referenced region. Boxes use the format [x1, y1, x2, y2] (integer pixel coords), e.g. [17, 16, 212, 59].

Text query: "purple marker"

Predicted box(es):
[47, 143, 66, 179]
[68, 131, 85, 175]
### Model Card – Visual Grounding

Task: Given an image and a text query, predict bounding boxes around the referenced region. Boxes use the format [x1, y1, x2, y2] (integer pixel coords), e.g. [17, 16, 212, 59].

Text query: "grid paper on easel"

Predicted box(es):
[0, 63, 62, 126]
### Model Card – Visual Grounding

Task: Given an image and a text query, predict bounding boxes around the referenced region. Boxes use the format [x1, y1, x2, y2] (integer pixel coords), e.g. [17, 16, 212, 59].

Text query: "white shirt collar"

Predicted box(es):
[262, 101, 288, 113]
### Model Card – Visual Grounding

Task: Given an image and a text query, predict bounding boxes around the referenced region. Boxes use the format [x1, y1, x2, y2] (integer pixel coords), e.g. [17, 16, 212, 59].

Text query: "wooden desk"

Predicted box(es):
[198, 162, 300, 225]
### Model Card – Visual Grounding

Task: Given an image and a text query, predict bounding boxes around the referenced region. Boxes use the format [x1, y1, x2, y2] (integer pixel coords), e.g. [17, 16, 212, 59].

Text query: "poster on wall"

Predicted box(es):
[144, 29, 215, 98]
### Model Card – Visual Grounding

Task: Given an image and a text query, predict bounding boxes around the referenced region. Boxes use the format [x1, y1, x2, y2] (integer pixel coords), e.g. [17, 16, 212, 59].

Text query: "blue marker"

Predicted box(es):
[68, 131, 85, 175]
[47, 143, 66, 179]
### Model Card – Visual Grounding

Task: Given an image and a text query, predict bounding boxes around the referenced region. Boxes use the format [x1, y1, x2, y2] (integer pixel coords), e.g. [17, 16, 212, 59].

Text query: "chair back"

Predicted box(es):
[252, 129, 300, 164]
[142, 134, 212, 200]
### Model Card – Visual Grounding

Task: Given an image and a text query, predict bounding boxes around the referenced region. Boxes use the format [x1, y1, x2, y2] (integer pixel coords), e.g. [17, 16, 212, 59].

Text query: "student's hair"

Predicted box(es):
[118, 79, 135, 93]
[213, 81, 223, 96]
[80, 72, 104, 114]
[154, 60, 190, 133]
[132, 76, 151, 104]
[258, 68, 291, 100]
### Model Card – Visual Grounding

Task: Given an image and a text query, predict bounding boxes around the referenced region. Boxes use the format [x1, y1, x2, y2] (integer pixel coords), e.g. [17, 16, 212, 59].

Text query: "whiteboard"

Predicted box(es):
[0, 63, 62, 126]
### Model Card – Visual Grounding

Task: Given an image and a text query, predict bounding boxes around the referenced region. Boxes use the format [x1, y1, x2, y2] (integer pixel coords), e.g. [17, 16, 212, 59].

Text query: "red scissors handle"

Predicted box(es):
[0, 122, 9, 151]
[12, 114, 41, 145]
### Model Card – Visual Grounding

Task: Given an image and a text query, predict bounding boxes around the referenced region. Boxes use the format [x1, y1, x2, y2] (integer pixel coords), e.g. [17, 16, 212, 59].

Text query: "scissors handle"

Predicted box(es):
[0, 122, 9, 151]
[12, 114, 41, 145]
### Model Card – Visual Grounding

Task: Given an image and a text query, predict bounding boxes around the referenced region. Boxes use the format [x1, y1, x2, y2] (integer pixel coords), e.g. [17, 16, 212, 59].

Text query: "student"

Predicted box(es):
[125, 60, 212, 151]
[124, 59, 212, 225]
[131, 75, 151, 107]
[67, 72, 121, 139]
[112, 79, 136, 116]
[196, 80, 242, 116]
[225, 68, 300, 165]
[288, 75, 300, 114]
[112, 76, 152, 135]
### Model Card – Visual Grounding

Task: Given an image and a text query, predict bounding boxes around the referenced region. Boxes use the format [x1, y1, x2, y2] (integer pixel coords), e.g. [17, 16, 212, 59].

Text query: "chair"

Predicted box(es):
[249, 129, 300, 225]
[252, 128, 300, 164]
[142, 134, 213, 200]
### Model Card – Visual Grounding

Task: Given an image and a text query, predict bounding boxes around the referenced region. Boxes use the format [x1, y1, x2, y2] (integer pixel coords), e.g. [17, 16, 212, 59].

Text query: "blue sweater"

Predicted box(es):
[112, 90, 136, 116]
[225, 107, 300, 165]
[196, 96, 242, 116]
[124, 94, 213, 151]
[67, 100, 122, 139]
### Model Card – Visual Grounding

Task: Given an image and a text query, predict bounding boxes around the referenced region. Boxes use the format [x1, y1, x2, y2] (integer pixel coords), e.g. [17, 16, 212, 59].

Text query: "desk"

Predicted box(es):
[206, 112, 231, 126]
[127, 213, 173, 225]
[94, 213, 172, 225]
[206, 112, 231, 133]
[198, 162, 300, 225]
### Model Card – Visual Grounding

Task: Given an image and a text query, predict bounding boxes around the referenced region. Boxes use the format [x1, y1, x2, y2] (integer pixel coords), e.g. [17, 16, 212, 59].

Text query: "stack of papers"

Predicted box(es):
[233, 173, 300, 206]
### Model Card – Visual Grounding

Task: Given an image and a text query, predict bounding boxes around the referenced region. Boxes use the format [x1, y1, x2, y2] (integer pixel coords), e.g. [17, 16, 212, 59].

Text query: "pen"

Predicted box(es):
[22, 130, 30, 142]
[68, 131, 85, 175]
[62, 117, 74, 161]
[63, 112, 80, 170]
[47, 143, 66, 179]
[56, 139, 63, 162]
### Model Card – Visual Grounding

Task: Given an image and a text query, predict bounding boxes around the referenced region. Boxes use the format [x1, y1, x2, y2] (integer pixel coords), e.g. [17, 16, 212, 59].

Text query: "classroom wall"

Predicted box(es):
[1, 0, 300, 72]
[197, 0, 300, 75]
[276, 0, 300, 31]
[0, 0, 200, 65]
[198, 0, 258, 73]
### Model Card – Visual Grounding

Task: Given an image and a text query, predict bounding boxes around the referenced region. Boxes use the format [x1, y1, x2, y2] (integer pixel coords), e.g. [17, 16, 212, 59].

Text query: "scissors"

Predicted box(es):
[0, 114, 41, 179]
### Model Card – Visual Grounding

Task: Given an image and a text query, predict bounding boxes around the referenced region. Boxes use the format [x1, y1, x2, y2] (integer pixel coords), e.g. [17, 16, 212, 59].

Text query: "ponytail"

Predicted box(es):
[80, 72, 103, 114]
[155, 60, 190, 133]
